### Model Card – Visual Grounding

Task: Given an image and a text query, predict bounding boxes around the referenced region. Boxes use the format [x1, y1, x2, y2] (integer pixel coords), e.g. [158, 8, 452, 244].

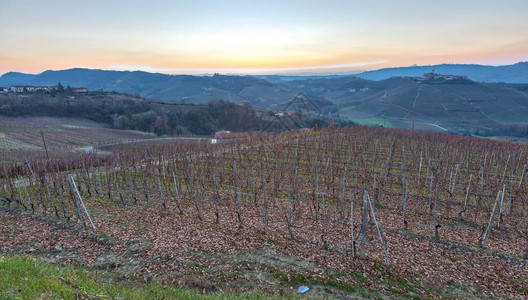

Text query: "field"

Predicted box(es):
[1, 127, 528, 298]
[0, 117, 157, 163]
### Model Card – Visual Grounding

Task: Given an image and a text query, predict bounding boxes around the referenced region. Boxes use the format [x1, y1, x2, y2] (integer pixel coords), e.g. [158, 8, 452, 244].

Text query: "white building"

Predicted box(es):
[10, 85, 36, 92]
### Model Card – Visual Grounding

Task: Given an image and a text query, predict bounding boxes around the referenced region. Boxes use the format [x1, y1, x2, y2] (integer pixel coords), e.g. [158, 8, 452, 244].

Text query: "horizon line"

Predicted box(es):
[2, 61, 527, 77]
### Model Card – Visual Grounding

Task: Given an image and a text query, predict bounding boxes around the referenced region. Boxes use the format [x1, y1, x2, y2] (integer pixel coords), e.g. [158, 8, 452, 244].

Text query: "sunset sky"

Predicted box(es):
[1, 0, 527, 75]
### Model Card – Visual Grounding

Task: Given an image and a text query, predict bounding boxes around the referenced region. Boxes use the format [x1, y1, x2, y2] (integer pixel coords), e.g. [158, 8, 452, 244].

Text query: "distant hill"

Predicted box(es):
[0, 69, 337, 111]
[355, 62, 528, 83]
[2, 64, 528, 136]
[279, 75, 528, 135]
[0, 72, 37, 85]
[0, 68, 160, 90]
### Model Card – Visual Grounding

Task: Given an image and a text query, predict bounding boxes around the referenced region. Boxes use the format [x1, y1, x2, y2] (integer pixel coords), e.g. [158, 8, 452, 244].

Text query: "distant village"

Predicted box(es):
[392, 70, 472, 84]
[419, 70, 470, 82]
[0, 84, 88, 93]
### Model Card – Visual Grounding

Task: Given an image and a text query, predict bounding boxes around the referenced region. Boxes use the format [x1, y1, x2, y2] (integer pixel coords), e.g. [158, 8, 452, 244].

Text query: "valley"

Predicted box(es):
[2, 65, 528, 138]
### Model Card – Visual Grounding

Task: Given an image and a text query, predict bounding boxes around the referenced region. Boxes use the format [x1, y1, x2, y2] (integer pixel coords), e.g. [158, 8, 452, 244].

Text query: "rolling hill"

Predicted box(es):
[2, 65, 528, 136]
[0, 69, 306, 111]
[279, 76, 528, 134]
[355, 62, 528, 83]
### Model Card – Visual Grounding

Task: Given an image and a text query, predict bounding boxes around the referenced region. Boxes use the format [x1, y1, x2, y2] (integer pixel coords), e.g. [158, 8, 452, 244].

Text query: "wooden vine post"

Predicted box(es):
[322, 192, 327, 249]
[460, 173, 472, 218]
[68, 174, 96, 230]
[479, 190, 502, 249]
[350, 199, 356, 257]
[360, 190, 368, 259]
[366, 191, 390, 266]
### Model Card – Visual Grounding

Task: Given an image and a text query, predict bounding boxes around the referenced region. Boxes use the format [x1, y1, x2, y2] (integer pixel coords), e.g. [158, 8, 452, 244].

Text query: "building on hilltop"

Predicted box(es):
[417, 70, 471, 84]
[8, 85, 88, 93]
[72, 87, 88, 93]
[34, 86, 51, 91]
[10, 85, 50, 92]
[422, 69, 468, 82]
[10, 85, 31, 92]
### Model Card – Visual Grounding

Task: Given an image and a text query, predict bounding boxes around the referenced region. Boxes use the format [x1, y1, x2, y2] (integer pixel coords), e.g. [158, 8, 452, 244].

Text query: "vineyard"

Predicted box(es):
[0, 117, 157, 163]
[1, 126, 528, 298]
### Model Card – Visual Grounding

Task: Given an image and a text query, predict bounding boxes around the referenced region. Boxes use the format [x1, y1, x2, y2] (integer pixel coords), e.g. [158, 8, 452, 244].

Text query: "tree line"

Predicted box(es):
[0, 92, 347, 136]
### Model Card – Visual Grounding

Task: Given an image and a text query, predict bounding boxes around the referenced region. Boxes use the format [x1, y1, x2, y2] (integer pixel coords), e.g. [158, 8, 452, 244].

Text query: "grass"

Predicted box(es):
[272, 268, 378, 298]
[0, 254, 273, 300]
[272, 260, 478, 299]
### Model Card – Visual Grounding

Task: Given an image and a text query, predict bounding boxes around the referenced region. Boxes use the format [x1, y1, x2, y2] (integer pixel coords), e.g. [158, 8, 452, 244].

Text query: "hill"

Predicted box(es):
[0, 69, 161, 91]
[3, 62, 528, 109]
[0, 91, 339, 142]
[0, 69, 336, 112]
[2, 66, 528, 136]
[280, 75, 528, 135]
[355, 62, 528, 83]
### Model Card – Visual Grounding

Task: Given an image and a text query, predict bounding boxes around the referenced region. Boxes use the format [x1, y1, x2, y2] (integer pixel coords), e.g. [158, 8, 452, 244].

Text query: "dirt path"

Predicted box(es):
[404, 86, 422, 118]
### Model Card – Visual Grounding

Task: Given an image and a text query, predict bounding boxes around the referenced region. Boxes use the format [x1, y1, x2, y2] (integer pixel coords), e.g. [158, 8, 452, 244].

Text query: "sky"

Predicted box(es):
[1, 0, 527, 75]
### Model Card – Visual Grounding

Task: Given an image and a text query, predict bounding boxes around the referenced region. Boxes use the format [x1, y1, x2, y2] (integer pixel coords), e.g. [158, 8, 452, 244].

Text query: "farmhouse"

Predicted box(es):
[10, 85, 50, 92]
[214, 130, 251, 140]
[72, 87, 88, 93]
[10, 85, 33, 92]
[34, 86, 51, 91]
[7, 84, 88, 93]
[0, 87, 7, 93]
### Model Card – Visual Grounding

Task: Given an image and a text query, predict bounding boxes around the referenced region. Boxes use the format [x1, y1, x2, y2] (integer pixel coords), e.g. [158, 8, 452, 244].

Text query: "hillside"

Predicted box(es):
[2, 62, 528, 107]
[2, 66, 528, 136]
[0, 69, 332, 111]
[280, 76, 528, 135]
[0, 91, 340, 151]
[0, 116, 157, 162]
[1, 128, 528, 298]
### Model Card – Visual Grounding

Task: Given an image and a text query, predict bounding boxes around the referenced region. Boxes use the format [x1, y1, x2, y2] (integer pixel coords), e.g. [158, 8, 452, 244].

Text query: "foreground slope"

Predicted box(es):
[1, 127, 528, 298]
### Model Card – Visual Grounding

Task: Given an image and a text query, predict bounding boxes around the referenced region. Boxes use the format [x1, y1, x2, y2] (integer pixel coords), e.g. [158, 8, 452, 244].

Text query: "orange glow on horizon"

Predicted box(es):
[1, 1, 527, 75]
